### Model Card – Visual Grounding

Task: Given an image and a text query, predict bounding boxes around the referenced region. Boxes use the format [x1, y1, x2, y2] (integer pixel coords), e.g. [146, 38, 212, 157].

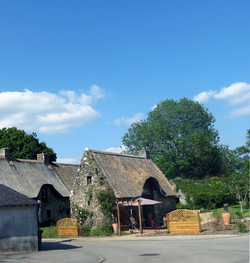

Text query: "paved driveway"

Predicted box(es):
[0, 235, 249, 263]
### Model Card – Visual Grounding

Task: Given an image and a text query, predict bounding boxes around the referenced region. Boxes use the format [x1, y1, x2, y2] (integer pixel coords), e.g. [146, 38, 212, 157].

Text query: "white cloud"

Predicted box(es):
[193, 90, 216, 103]
[193, 82, 250, 117]
[0, 85, 105, 133]
[89, 84, 105, 99]
[151, 104, 157, 110]
[104, 146, 128, 153]
[56, 157, 80, 164]
[112, 113, 144, 126]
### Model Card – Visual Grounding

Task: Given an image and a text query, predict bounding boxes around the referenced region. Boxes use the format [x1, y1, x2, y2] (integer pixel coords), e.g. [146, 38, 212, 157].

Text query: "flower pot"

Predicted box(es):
[112, 223, 118, 233]
[222, 212, 231, 225]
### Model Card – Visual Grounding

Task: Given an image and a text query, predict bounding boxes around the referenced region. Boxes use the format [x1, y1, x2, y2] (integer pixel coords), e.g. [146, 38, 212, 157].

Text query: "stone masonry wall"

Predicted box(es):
[36, 186, 70, 225]
[70, 150, 110, 226]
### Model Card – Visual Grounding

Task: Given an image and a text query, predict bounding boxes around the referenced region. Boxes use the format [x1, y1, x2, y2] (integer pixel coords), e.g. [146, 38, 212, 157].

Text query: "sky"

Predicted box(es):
[0, 1, 249, 164]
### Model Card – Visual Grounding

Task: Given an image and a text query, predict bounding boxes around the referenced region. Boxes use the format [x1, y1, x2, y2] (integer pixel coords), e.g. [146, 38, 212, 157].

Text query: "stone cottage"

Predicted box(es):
[71, 148, 177, 227]
[0, 184, 39, 252]
[0, 148, 79, 225]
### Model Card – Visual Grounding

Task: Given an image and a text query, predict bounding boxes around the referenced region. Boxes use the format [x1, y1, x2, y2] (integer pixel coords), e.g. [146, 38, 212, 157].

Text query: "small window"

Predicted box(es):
[42, 186, 48, 201]
[47, 210, 51, 219]
[87, 176, 92, 185]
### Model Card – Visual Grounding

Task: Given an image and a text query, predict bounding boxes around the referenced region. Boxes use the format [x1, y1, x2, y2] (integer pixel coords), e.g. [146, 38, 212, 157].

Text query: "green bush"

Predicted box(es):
[234, 222, 248, 233]
[173, 177, 236, 210]
[176, 202, 184, 209]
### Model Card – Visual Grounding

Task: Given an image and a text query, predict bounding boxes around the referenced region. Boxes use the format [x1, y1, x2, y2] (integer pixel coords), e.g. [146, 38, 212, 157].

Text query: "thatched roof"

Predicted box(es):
[89, 149, 177, 199]
[0, 158, 70, 198]
[50, 163, 79, 191]
[0, 184, 38, 207]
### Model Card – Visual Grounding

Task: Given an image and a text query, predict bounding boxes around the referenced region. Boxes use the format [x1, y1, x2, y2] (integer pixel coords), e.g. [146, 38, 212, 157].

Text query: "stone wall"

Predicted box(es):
[36, 185, 70, 225]
[71, 150, 111, 226]
[71, 149, 177, 227]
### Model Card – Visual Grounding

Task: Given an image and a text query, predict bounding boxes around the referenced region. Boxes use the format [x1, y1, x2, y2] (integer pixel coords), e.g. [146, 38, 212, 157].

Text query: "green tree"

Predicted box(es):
[122, 98, 221, 179]
[227, 129, 250, 213]
[0, 127, 56, 162]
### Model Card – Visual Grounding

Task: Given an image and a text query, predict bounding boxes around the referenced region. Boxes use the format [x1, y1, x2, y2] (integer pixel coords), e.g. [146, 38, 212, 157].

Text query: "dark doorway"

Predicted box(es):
[141, 178, 160, 227]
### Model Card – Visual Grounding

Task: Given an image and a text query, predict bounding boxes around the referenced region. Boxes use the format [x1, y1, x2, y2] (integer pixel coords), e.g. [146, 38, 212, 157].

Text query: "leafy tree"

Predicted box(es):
[226, 129, 250, 213]
[122, 98, 221, 179]
[0, 127, 56, 162]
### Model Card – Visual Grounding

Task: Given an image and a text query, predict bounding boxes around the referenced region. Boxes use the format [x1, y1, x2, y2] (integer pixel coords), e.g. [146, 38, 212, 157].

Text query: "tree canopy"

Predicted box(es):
[0, 127, 57, 162]
[122, 98, 221, 179]
[226, 129, 250, 212]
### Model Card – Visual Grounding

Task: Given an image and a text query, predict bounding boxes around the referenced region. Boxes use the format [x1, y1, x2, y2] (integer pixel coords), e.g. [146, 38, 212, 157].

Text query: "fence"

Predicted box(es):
[167, 209, 201, 234]
[57, 218, 78, 236]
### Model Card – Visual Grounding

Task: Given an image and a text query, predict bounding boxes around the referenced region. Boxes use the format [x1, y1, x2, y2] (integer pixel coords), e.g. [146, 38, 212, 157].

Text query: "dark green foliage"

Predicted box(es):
[224, 129, 250, 213]
[100, 221, 114, 235]
[174, 177, 236, 210]
[122, 98, 221, 179]
[234, 222, 248, 233]
[78, 223, 92, 236]
[96, 188, 116, 219]
[0, 127, 56, 162]
[71, 204, 91, 224]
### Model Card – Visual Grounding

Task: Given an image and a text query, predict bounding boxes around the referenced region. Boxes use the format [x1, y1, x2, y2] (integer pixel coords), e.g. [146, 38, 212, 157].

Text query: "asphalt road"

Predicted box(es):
[0, 235, 249, 263]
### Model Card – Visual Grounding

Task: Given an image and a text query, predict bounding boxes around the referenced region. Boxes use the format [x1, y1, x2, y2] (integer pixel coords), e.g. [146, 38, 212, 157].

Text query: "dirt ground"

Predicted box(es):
[142, 218, 250, 236]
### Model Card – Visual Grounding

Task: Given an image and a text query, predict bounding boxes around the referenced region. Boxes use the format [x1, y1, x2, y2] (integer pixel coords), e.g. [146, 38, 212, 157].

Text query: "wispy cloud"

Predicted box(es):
[56, 157, 80, 164]
[0, 85, 105, 133]
[110, 113, 144, 126]
[193, 82, 250, 117]
[104, 146, 128, 153]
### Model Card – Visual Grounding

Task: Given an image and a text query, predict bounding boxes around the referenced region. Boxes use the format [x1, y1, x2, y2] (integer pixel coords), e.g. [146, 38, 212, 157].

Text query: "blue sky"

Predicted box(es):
[0, 1, 249, 164]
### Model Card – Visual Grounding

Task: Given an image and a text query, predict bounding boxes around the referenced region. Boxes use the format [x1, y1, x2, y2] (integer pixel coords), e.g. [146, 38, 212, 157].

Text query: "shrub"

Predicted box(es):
[173, 177, 236, 210]
[96, 188, 116, 220]
[78, 223, 92, 236]
[176, 202, 184, 209]
[71, 204, 91, 224]
[225, 225, 232, 231]
[100, 221, 114, 235]
[235, 211, 244, 219]
[212, 220, 223, 231]
[234, 222, 248, 233]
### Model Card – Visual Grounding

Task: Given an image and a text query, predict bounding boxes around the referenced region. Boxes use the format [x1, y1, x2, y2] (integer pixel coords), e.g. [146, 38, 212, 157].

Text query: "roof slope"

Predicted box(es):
[0, 184, 38, 207]
[50, 163, 79, 191]
[0, 158, 70, 198]
[89, 149, 176, 199]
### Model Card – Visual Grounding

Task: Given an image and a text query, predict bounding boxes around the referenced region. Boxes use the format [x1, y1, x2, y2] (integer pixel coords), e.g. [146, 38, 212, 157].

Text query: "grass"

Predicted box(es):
[212, 202, 250, 220]
[40, 225, 138, 238]
[40, 225, 59, 238]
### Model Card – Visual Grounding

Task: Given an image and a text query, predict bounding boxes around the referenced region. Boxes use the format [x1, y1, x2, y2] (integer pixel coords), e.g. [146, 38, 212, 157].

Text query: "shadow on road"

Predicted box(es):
[42, 240, 82, 251]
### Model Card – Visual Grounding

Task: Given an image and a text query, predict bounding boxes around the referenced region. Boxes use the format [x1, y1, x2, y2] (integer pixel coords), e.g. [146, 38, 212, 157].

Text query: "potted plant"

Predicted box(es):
[221, 203, 231, 225]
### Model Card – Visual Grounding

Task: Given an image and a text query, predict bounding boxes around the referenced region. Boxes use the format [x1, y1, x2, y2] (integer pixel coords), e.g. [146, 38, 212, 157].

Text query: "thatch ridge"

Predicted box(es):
[86, 149, 177, 199]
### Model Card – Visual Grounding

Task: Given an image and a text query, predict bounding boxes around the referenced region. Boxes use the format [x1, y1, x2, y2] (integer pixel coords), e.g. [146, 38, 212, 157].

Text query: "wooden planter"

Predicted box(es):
[57, 218, 78, 236]
[121, 225, 130, 231]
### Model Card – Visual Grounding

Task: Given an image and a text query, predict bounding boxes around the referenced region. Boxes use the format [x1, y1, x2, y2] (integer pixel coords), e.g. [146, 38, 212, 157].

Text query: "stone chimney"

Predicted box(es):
[0, 148, 11, 158]
[138, 150, 150, 159]
[37, 153, 49, 166]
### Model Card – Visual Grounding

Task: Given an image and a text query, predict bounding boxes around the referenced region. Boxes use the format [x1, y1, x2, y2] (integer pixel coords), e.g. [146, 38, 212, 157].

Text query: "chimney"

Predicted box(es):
[0, 148, 11, 158]
[138, 150, 150, 159]
[37, 153, 49, 166]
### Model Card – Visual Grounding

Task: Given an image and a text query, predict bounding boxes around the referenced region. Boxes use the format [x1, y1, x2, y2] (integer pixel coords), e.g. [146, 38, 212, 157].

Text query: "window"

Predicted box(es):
[42, 186, 48, 202]
[47, 210, 51, 219]
[87, 176, 92, 185]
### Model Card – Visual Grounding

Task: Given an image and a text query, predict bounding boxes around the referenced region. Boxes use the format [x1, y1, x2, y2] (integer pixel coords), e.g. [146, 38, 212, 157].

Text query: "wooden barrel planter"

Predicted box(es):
[57, 218, 78, 237]
[167, 209, 201, 234]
